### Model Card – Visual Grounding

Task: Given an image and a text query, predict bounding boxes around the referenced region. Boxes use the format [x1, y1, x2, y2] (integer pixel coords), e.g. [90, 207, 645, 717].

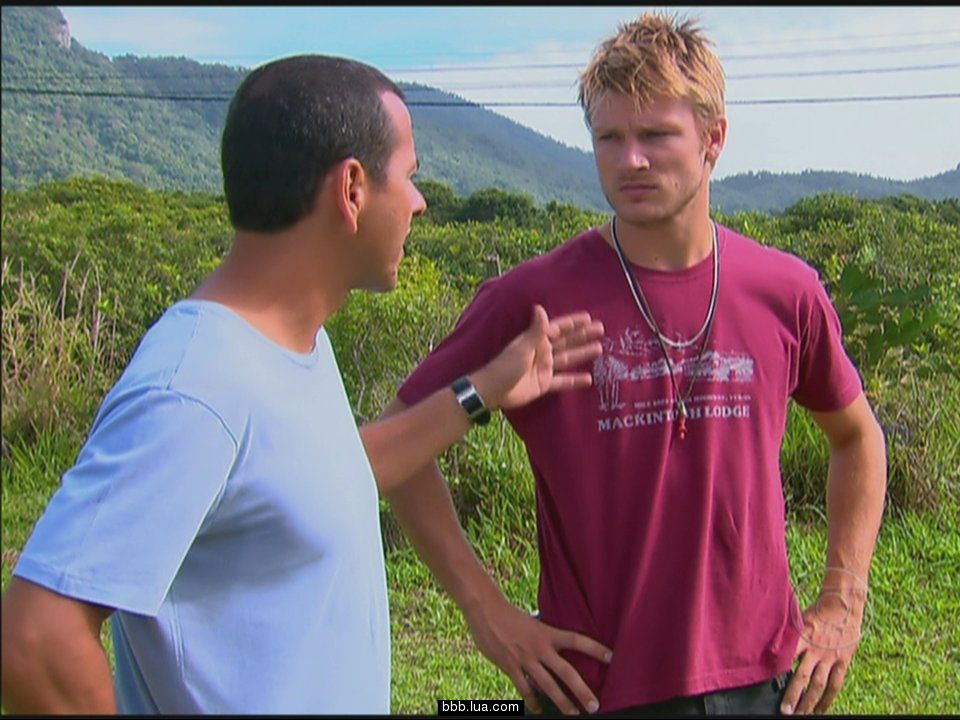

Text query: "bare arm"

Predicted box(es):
[781, 392, 887, 715]
[1, 577, 116, 714]
[381, 396, 611, 715]
[360, 306, 603, 494]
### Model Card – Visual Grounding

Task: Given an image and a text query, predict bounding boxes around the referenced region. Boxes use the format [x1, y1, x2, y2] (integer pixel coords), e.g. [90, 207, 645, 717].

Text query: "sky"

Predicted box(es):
[58, 6, 960, 182]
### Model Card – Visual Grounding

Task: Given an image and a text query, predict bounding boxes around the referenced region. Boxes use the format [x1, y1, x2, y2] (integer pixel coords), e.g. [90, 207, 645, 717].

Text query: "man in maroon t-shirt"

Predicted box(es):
[382, 13, 887, 717]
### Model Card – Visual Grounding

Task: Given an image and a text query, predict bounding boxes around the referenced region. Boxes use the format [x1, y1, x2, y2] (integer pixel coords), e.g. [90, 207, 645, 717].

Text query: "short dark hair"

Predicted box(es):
[221, 54, 404, 232]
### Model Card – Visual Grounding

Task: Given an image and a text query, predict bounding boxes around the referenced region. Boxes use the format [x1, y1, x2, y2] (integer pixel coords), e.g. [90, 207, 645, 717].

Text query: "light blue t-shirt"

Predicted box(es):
[14, 300, 390, 714]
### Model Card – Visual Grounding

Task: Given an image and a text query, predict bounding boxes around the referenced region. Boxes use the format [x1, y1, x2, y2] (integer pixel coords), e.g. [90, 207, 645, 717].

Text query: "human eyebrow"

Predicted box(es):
[639, 121, 681, 135]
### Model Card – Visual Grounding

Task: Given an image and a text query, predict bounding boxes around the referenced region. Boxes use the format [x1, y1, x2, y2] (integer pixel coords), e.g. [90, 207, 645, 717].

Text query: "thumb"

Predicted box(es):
[529, 304, 549, 336]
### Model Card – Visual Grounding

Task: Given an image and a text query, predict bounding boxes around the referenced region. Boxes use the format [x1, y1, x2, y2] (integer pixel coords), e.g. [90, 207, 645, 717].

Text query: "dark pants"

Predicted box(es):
[526, 671, 792, 716]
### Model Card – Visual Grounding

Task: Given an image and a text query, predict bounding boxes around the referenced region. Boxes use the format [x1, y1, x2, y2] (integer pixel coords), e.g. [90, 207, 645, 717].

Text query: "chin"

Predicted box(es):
[612, 206, 671, 225]
[369, 272, 399, 294]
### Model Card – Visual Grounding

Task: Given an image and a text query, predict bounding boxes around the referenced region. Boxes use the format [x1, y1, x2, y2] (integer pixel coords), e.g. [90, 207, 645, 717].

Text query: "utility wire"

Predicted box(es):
[381, 40, 960, 73]
[5, 87, 959, 106]
[11, 37, 950, 78]
[145, 27, 960, 64]
[6, 61, 958, 88]
[406, 62, 960, 91]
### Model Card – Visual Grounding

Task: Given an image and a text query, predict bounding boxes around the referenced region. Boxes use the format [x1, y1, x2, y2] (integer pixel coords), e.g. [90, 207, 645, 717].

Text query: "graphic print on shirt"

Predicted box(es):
[593, 327, 756, 433]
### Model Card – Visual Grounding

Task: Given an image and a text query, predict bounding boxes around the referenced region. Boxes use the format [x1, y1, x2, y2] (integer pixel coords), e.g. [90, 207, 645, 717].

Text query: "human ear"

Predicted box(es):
[703, 117, 727, 166]
[333, 158, 366, 233]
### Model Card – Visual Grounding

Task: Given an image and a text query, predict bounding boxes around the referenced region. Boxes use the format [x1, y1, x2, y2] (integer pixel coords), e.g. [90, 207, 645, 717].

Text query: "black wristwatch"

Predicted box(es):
[451, 376, 492, 426]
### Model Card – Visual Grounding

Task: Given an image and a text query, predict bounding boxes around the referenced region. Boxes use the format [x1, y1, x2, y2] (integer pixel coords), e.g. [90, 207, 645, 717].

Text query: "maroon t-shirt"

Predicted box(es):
[397, 225, 862, 711]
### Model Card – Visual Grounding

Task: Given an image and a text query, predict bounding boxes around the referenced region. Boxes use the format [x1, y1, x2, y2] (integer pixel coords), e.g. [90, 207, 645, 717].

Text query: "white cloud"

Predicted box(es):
[395, 7, 960, 179]
[61, 8, 238, 59]
[58, 6, 960, 179]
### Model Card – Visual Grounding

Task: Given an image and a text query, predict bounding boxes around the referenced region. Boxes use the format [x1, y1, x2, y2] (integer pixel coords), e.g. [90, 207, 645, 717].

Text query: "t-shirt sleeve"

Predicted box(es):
[13, 387, 237, 617]
[791, 274, 863, 412]
[397, 274, 532, 407]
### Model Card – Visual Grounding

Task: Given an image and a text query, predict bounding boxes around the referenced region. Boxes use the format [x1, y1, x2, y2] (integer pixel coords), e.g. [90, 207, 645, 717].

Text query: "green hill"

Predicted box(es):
[1, 6, 607, 209]
[710, 168, 960, 214]
[2, 6, 957, 213]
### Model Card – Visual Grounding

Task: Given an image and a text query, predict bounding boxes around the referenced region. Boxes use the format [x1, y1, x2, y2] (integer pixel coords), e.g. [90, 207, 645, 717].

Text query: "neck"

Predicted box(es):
[191, 226, 349, 354]
[609, 214, 714, 271]
[604, 189, 714, 271]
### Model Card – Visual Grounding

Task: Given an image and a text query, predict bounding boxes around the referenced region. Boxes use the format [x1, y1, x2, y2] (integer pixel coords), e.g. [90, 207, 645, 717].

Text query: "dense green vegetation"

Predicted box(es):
[2, 177, 957, 523]
[1, 6, 233, 192]
[3, 6, 958, 214]
[711, 168, 960, 215]
[1, 177, 958, 713]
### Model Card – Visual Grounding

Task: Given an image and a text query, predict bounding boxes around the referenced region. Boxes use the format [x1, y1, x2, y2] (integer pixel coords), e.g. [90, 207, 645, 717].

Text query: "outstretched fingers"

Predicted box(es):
[553, 342, 603, 370]
[549, 314, 605, 370]
[548, 314, 604, 347]
[548, 372, 595, 392]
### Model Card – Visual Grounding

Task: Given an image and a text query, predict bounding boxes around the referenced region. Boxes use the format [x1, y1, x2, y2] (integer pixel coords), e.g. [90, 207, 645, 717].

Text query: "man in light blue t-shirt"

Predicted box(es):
[0, 55, 612, 714]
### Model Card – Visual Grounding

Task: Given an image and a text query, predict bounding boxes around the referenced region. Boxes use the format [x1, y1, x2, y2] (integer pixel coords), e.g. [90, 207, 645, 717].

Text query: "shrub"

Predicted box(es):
[1, 180, 956, 558]
[1, 258, 123, 454]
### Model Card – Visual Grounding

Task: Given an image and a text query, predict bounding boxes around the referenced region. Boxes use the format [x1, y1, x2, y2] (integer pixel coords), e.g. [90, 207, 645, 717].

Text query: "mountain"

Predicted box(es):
[710, 168, 960, 214]
[0, 6, 607, 209]
[404, 84, 605, 209]
[2, 6, 957, 214]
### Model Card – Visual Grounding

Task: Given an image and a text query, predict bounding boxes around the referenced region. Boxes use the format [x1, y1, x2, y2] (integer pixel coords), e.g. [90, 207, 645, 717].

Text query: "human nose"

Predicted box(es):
[412, 186, 427, 218]
[621, 139, 651, 171]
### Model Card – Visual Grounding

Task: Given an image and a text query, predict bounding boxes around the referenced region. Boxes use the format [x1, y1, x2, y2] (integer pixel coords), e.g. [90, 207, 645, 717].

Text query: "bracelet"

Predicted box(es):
[451, 376, 491, 426]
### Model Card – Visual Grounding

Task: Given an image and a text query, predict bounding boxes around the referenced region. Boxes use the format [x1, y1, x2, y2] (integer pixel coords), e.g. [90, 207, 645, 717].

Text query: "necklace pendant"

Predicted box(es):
[677, 400, 688, 439]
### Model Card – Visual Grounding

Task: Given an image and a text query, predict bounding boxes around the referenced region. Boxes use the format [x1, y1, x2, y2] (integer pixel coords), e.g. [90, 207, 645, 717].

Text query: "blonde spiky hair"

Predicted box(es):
[579, 12, 725, 132]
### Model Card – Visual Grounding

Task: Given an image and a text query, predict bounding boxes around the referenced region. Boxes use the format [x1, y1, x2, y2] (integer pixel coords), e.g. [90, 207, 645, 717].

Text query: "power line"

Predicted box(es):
[85, 38, 952, 76]
[134, 26, 960, 64]
[5, 87, 959, 106]
[728, 62, 960, 80]
[413, 94, 960, 107]
[728, 93, 960, 106]
[7, 61, 958, 89]
[382, 40, 960, 73]
[3, 88, 235, 101]
[402, 63, 960, 91]
[715, 26, 960, 48]
[721, 39, 960, 61]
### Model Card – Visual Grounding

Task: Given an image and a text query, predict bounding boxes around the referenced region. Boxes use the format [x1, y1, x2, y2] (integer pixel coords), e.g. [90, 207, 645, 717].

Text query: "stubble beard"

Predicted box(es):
[606, 183, 700, 227]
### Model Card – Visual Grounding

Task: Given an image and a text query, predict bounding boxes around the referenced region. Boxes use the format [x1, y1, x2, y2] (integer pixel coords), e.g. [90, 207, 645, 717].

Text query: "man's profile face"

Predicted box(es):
[355, 92, 427, 292]
[590, 91, 724, 225]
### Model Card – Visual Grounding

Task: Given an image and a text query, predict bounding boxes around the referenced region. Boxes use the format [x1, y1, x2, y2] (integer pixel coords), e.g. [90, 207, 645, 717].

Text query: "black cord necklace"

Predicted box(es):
[609, 215, 719, 439]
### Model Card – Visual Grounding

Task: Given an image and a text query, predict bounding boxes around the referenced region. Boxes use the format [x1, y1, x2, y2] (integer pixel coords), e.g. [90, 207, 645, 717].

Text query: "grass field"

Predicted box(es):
[386, 506, 960, 715]
[2, 432, 958, 715]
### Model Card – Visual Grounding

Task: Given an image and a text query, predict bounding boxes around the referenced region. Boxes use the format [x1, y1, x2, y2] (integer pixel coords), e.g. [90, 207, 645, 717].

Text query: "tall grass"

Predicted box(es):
[1, 258, 123, 453]
[2, 183, 957, 715]
[779, 372, 959, 516]
[387, 508, 960, 714]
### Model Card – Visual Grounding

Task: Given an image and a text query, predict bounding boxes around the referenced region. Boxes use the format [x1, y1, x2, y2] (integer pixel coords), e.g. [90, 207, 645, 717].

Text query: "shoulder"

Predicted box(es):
[719, 224, 824, 297]
[98, 301, 272, 439]
[477, 227, 606, 303]
[116, 301, 242, 393]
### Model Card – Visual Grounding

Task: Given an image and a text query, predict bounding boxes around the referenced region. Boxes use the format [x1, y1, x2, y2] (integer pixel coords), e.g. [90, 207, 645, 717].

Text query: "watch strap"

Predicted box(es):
[451, 376, 491, 426]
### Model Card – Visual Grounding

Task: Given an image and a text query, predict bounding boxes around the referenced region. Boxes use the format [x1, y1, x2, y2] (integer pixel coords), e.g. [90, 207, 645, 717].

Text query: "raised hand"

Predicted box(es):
[473, 305, 604, 411]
